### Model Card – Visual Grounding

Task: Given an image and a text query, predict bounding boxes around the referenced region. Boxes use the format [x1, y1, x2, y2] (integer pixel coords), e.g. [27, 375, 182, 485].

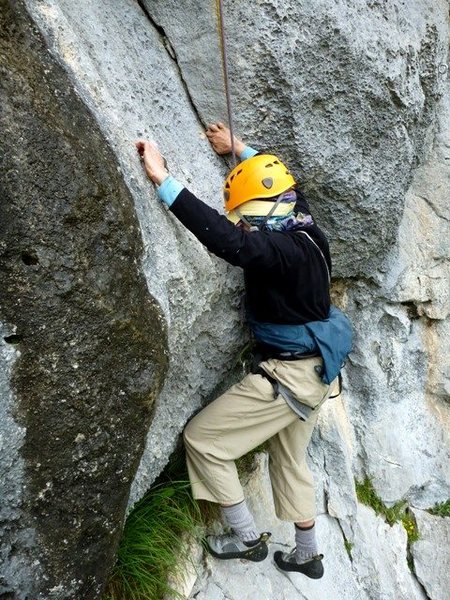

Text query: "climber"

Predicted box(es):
[135, 124, 352, 580]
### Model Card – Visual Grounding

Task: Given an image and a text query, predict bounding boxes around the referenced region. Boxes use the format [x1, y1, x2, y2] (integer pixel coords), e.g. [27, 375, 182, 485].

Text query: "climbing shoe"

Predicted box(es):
[274, 549, 324, 579]
[204, 531, 271, 561]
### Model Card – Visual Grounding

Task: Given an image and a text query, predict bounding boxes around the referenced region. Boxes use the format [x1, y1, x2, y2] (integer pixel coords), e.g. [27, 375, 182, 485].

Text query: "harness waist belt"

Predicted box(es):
[253, 342, 320, 362]
[273, 351, 320, 361]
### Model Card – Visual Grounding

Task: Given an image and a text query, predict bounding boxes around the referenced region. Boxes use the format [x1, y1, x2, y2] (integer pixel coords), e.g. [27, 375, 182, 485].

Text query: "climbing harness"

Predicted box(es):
[297, 230, 345, 396]
[216, 0, 237, 166]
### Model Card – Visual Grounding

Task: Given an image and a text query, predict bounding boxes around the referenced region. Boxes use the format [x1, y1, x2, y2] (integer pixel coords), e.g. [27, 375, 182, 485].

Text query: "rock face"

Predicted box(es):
[1, 0, 245, 597]
[0, 0, 449, 598]
[144, 0, 449, 277]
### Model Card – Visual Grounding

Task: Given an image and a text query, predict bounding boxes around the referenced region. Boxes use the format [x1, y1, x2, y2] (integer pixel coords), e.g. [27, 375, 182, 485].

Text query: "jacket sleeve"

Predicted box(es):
[169, 188, 284, 269]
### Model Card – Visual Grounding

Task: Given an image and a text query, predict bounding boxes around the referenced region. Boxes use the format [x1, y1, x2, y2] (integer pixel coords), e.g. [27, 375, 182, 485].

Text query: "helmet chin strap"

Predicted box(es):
[234, 208, 259, 231]
[236, 194, 286, 232]
[259, 194, 285, 230]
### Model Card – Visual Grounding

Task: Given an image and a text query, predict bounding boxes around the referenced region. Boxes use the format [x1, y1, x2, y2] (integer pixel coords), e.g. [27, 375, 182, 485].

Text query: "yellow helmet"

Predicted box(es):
[223, 154, 296, 212]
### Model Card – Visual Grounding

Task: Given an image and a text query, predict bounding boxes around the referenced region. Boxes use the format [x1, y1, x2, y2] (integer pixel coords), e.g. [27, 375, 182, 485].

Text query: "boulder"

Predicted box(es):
[1, 1, 166, 597]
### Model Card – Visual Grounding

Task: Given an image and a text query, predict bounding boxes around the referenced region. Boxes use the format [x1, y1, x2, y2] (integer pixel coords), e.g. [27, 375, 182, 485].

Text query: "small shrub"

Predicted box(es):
[355, 477, 385, 516]
[427, 500, 450, 518]
[402, 512, 419, 543]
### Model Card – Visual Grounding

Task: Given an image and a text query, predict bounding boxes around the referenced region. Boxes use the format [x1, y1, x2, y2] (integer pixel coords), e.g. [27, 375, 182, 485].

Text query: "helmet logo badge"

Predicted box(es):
[262, 177, 273, 189]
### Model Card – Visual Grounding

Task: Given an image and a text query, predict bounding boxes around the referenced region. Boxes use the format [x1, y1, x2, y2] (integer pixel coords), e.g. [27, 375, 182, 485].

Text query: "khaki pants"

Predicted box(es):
[183, 357, 335, 522]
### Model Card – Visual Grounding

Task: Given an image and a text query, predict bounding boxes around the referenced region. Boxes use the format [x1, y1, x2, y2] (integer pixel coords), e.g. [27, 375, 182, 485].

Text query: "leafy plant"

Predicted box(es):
[355, 477, 419, 544]
[344, 539, 354, 560]
[402, 512, 419, 543]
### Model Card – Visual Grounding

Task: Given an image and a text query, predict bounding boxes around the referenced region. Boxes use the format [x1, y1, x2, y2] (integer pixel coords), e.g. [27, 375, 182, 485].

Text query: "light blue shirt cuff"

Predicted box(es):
[240, 145, 258, 161]
[157, 175, 184, 207]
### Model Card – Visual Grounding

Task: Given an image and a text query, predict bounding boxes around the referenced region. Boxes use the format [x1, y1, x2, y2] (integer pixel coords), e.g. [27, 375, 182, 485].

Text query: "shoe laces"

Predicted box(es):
[282, 547, 297, 561]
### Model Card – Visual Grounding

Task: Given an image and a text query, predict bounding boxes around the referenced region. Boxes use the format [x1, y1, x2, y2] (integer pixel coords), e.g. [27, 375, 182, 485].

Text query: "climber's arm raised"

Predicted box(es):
[134, 139, 281, 270]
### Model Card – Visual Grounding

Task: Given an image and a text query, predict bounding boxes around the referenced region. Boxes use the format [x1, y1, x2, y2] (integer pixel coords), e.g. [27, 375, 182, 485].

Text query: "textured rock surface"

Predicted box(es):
[1, 0, 245, 596]
[19, 0, 247, 507]
[343, 92, 450, 509]
[411, 508, 450, 600]
[0, 323, 38, 595]
[0, 0, 449, 598]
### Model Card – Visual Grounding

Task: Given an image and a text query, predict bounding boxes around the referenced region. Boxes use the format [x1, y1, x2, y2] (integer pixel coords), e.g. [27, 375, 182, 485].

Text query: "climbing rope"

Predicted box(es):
[215, 0, 237, 166]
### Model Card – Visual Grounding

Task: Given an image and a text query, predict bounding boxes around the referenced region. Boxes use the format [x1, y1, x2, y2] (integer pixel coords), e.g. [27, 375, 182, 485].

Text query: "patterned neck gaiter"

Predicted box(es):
[243, 190, 314, 231]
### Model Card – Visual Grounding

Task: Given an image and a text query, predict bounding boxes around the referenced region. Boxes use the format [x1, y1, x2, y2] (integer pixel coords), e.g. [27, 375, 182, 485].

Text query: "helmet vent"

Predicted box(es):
[224, 190, 230, 201]
[262, 177, 273, 189]
[266, 163, 274, 168]
[273, 160, 280, 164]
[236, 169, 243, 175]
[225, 182, 230, 189]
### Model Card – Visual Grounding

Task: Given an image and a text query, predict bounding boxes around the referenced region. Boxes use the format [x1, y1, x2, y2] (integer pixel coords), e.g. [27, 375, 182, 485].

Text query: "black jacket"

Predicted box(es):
[170, 188, 331, 325]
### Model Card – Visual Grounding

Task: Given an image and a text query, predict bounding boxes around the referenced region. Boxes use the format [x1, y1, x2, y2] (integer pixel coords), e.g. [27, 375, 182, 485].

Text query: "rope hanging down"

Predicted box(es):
[216, 0, 237, 166]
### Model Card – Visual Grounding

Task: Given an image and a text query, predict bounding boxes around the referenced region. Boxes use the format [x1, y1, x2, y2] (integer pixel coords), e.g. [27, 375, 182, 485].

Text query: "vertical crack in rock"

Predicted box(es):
[408, 556, 434, 600]
[335, 516, 355, 565]
[136, 0, 207, 129]
[408, 550, 433, 600]
[0, 1, 168, 597]
[416, 195, 450, 222]
[322, 444, 356, 567]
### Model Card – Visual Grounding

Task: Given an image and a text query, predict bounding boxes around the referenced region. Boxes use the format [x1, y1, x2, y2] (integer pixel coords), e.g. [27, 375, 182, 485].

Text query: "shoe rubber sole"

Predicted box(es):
[205, 542, 269, 562]
[273, 551, 324, 579]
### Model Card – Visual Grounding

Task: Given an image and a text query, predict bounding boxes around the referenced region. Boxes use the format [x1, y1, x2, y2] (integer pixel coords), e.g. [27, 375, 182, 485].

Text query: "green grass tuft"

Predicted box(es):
[427, 500, 450, 518]
[104, 480, 201, 600]
[355, 477, 419, 544]
[103, 443, 268, 600]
